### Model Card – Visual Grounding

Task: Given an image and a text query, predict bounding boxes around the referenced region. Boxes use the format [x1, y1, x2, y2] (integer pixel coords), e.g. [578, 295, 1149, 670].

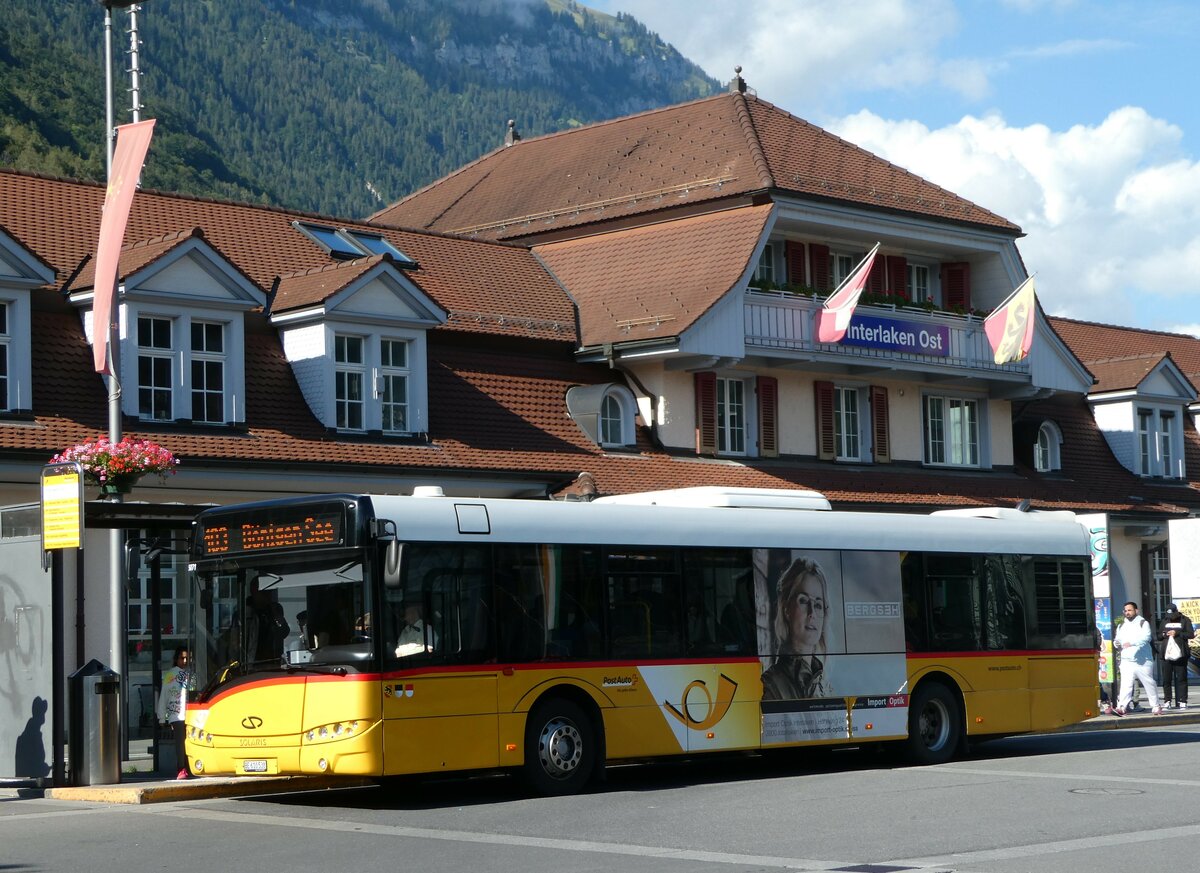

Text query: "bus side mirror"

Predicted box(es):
[384, 540, 403, 588]
[200, 585, 213, 611]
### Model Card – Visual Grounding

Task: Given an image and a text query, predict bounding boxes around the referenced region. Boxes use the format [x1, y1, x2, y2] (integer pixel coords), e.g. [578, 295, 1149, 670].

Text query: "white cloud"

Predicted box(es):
[825, 108, 1200, 327]
[593, 0, 984, 105]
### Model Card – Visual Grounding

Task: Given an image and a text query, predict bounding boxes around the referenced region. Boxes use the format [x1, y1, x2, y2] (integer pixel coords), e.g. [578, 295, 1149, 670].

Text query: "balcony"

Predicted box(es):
[744, 289, 1030, 380]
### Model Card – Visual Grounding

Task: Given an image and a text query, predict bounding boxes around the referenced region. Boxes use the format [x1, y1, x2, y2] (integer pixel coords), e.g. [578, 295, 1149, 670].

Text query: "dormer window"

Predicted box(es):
[380, 338, 410, 433]
[566, 383, 638, 448]
[1035, 421, 1062, 472]
[137, 315, 174, 421]
[334, 334, 366, 431]
[0, 302, 10, 408]
[1137, 406, 1182, 478]
[191, 321, 226, 423]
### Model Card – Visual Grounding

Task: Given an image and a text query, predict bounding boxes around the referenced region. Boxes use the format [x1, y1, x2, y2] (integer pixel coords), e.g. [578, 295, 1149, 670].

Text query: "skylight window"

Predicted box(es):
[294, 222, 415, 265]
[344, 231, 414, 265]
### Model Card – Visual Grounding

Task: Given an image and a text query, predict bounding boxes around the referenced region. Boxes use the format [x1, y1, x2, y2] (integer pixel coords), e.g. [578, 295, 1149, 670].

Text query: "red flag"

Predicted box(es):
[814, 243, 881, 344]
[983, 277, 1036, 364]
[92, 119, 155, 374]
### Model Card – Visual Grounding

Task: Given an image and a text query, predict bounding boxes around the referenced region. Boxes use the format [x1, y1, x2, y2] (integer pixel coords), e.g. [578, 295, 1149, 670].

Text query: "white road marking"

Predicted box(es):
[146, 805, 862, 870]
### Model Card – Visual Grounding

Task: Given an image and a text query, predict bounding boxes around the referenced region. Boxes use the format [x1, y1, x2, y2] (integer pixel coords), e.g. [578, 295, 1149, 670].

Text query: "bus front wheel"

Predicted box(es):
[523, 698, 597, 796]
[905, 682, 961, 765]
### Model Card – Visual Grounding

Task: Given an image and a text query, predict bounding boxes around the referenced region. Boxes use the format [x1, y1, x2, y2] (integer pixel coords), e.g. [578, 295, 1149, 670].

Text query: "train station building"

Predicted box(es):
[1, 77, 1198, 773]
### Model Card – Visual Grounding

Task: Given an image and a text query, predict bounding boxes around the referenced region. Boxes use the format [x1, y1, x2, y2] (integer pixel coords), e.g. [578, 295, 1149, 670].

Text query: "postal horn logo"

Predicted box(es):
[241, 715, 263, 730]
[663, 673, 738, 730]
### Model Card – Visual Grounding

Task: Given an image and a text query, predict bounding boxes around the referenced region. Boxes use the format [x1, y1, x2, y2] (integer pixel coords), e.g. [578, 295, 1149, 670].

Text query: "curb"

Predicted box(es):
[31, 774, 372, 805]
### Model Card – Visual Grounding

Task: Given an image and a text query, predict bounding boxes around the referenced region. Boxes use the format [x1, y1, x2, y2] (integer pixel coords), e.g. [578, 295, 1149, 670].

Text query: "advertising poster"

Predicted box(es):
[756, 548, 907, 745]
[1095, 597, 1112, 688]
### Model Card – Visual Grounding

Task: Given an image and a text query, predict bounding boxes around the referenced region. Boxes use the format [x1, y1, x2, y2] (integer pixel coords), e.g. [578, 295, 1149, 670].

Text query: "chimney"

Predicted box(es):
[730, 65, 746, 94]
[504, 119, 521, 147]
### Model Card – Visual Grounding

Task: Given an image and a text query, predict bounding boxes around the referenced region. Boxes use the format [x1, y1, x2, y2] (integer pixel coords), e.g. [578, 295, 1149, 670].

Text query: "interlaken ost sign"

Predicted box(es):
[839, 314, 950, 357]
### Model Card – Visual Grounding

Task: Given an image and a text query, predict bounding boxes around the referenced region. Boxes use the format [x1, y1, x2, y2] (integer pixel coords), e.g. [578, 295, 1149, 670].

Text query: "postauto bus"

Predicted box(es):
[186, 487, 1096, 794]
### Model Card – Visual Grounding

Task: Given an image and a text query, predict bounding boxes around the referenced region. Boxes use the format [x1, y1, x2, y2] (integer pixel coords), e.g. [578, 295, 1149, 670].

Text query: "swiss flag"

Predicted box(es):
[814, 243, 881, 344]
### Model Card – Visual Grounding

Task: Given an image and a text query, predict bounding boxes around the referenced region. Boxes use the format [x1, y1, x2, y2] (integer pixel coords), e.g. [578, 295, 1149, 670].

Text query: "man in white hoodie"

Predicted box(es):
[1110, 601, 1163, 716]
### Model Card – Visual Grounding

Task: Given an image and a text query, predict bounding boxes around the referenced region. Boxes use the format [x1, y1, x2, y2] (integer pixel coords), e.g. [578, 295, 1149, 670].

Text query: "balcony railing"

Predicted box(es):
[744, 289, 1029, 376]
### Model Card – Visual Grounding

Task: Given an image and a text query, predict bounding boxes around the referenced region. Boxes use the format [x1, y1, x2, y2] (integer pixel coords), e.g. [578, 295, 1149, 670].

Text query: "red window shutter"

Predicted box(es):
[941, 262, 971, 310]
[785, 241, 806, 287]
[871, 385, 891, 463]
[810, 244, 831, 293]
[757, 375, 779, 458]
[695, 371, 717, 455]
[867, 256, 886, 294]
[814, 380, 835, 461]
[887, 256, 908, 299]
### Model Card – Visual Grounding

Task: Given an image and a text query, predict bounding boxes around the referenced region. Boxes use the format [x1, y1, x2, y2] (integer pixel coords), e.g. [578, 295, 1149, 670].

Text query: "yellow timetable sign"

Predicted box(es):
[41, 463, 82, 550]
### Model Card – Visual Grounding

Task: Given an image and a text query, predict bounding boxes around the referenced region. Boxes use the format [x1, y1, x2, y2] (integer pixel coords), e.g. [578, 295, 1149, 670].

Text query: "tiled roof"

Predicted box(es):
[1051, 316, 1200, 393]
[372, 91, 1018, 240]
[0, 170, 575, 343]
[534, 204, 772, 346]
[1086, 353, 1176, 394]
[272, 255, 389, 313]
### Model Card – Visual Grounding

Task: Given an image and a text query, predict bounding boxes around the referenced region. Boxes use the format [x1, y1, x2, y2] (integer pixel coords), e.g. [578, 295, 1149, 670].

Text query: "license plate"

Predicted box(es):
[242, 760, 268, 773]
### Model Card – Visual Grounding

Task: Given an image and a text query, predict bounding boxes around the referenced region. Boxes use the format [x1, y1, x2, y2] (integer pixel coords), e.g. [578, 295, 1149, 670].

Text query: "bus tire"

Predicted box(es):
[523, 698, 596, 796]
[905, 681, 961, 765]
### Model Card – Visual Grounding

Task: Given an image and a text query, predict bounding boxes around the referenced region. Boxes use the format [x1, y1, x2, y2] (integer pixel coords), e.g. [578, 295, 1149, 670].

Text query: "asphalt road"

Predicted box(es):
[4, 725, 1200, 873]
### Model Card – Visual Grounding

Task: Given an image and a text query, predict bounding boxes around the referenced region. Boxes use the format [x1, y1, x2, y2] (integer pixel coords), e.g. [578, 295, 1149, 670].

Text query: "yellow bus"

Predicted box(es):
[186, 487, 1097, 794]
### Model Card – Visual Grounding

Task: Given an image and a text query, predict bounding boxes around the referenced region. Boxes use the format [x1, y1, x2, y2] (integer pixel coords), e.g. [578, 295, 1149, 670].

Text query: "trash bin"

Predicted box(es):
[68, 660, 121, 786]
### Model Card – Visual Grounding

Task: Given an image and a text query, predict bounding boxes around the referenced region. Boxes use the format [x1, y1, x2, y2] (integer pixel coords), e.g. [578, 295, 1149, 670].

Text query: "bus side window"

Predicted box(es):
[685, 548, 753, 656]
[495, 545, 547, 662]
[924, 554, 982, 652]
[901, 553, 928, 652]
[984, 554, 1027, 649]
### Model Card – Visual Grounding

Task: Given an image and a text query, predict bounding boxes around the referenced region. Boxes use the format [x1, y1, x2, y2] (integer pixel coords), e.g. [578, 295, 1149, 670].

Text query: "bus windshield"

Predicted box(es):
[190, 550, 373, 697]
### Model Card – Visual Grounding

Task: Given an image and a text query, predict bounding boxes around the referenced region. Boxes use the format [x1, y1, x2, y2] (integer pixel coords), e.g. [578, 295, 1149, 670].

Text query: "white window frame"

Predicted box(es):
[137, 314, 175, 422]
[119, 303, 246, 425]
[1137, 405, 1184, 478]
[834, 385, 862, 461]
[754, 243, 776, 286]
[599, 386, 637, 447]
[1035, 420, 1063, 472]
[0, 301, 10, 412]
[923, 393, 983, 468]
[907, 263, 932, 304]
[0, 294, 34, 413]
[716, 376, 747, 456]
[190, 320, 226, 424]
[379, 337, 410, 435]
[334, 334, 367, 432]
[325, 325, 429, 435]
[831, 250, 868, 288]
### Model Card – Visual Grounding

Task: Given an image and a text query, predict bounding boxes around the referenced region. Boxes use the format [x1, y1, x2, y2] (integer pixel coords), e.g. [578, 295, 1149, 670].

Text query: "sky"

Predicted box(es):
[587, 0, 1200, 336]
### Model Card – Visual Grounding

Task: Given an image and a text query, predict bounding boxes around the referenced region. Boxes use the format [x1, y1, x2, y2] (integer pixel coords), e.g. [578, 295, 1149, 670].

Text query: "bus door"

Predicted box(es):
[381, 544, 499, 775]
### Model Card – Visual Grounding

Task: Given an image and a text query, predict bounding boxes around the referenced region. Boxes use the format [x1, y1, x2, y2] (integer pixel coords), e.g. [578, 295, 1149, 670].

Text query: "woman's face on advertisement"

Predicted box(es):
[788, 573, 825, 652]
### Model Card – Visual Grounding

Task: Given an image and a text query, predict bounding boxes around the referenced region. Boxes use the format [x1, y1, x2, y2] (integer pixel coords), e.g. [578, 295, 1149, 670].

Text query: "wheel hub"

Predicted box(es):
[539, 716, 583, 779]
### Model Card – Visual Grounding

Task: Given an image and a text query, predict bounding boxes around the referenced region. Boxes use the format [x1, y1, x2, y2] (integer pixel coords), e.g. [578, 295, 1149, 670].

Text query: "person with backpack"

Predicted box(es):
[1158, 604, 1194, 709]
[1107, 601, 1163, 716]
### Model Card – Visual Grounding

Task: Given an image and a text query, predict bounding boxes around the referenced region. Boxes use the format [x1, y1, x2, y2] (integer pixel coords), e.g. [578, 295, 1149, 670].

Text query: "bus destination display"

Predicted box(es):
[199, 508, 344, 556]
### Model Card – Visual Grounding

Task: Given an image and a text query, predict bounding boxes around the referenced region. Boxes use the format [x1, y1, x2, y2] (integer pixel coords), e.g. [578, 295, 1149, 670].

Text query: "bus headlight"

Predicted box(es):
[304, 720, 366, 743]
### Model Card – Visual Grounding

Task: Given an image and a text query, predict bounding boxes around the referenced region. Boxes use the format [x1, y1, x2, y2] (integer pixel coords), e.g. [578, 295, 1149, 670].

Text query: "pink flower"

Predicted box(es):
[50, 437, 179, 486]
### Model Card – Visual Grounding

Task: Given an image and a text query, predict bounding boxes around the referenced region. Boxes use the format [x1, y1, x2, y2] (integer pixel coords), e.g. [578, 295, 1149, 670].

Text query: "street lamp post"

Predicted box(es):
[98, 0, 146, 772]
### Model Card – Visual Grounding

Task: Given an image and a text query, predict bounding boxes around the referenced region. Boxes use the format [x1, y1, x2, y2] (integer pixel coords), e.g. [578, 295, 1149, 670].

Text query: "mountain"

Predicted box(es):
[0, 0, 719, 219]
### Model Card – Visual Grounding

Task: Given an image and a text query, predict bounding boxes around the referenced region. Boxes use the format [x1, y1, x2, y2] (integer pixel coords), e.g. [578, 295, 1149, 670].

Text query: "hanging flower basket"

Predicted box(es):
[50, 437, 179, 496]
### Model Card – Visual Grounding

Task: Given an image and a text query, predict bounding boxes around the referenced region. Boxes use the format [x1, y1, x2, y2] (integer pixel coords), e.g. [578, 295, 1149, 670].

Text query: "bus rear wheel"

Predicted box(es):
[523, 698, 597, 796]
[905, 682, 961, 765]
